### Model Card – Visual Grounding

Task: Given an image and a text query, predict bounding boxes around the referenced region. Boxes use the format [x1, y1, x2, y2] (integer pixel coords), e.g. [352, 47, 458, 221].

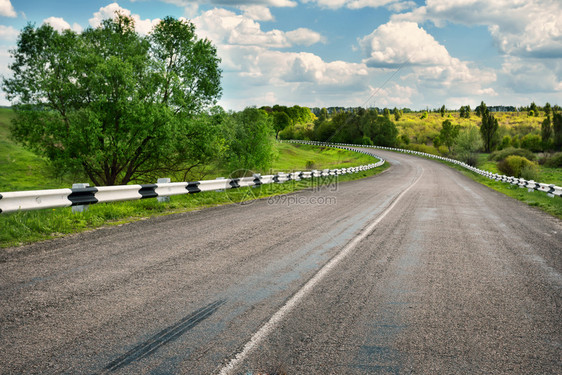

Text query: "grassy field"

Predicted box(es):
[0, 110, 387, 247]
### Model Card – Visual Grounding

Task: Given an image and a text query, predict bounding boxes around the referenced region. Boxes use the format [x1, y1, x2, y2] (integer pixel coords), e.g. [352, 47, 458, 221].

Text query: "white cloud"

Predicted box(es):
[359, 21, 450, 67]
[89, 2, 160, 35]
[0, 24, 18, 40]
[0, 0, 16, 18]
[359, 21, 496, 99]
[302, 0, 398, 10]
[211, 0, 297, 6]
[386, 1, 416, 12]
[194, 8, 324, 48]
[286, 28, 325, 46]
[239, 5, 274, 21]
[43, 17, 83, 33]
[393, 0, 562, 58]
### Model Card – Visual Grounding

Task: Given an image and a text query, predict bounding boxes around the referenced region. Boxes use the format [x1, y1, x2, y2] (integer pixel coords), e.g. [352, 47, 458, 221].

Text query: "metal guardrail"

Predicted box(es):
[288, 140, 562, 198]
[0, 155, 385, 214]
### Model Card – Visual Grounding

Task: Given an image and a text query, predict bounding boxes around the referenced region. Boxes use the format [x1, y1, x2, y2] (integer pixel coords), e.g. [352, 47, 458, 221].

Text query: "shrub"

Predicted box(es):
[497, 155, 536, 177]
[521, 164, 539, 181]
[489, 147, 536, 161]
[544, 152, 562, 168]
[305, 160, 316, 170]
[520, 134, 542, 152]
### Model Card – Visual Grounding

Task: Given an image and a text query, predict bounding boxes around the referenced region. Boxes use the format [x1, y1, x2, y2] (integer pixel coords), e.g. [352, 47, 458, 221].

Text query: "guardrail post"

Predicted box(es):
[157, 178, 171, 202]
[72, 183, 89, 213]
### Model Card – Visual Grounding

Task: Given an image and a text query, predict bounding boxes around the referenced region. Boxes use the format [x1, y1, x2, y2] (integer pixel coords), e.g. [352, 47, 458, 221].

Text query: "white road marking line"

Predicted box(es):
[217, 168, 424, 375]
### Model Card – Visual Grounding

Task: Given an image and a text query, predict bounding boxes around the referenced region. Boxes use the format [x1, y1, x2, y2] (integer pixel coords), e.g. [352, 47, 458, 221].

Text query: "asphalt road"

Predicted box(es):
[1, 149, 560, 374]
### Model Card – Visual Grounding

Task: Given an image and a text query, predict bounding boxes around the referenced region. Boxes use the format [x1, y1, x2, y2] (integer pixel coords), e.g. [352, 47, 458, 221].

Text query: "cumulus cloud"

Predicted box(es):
[194, 8, 324, 48]
[239, 5, 274, 20]
[89, 2, 160, 35]
[0, 24, 18, 40]
[208, 0, 297, 6]
[359, 21, 450, 67]
[43, 17, 83, 33]
[302, 0, 399, 10]
[0, 0, 16, 18]
[392, 0, 562, 59]
[359, 21, 496, 98]
[386, 1, 416, 12]
[286, 28, 325, 46]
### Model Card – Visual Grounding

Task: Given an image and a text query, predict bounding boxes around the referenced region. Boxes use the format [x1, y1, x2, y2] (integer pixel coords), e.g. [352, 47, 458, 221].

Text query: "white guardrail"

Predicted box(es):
[287, 140, 562, 198]
[0, 150, 385, 214]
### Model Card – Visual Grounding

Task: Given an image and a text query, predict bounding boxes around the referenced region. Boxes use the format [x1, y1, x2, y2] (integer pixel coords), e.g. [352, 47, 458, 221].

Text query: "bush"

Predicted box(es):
[544, 152, 562, 168]
[278, 126, 295, 140]
[497, 155, 536, 178]
[520, 134, 542, 152]
[489, 147, 536, 161]
[521, 164, 539, 180]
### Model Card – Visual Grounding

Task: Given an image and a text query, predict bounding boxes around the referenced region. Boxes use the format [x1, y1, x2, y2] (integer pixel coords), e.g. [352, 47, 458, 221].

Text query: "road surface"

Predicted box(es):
[1, 149, 560, 374]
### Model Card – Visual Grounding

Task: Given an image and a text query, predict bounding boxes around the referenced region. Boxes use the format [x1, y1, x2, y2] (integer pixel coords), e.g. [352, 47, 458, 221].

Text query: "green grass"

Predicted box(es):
[272, 143, 375, 172]
[0, 162, 389, 248]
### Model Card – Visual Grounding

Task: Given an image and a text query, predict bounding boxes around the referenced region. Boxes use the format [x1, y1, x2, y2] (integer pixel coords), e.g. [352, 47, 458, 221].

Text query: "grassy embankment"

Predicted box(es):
[0, 108, 388, 247]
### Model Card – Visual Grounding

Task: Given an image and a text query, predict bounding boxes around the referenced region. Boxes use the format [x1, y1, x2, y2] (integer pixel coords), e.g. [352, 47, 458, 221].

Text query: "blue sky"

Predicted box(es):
[0, 0, 560, 110]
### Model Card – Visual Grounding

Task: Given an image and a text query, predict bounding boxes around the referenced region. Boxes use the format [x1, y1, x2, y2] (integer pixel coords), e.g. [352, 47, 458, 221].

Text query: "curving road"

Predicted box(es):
[1, 149, 560, 374]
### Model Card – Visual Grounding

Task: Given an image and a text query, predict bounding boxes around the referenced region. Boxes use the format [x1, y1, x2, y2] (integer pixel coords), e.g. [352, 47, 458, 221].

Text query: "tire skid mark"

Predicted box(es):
[102, 299, 226, 373]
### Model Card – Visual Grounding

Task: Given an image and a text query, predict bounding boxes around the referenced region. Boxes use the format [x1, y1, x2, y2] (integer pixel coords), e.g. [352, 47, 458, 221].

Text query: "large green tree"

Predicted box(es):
[3, 14, 222, 185]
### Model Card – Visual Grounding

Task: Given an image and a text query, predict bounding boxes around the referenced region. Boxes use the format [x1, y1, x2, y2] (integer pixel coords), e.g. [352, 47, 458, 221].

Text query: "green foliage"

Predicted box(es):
[497, 155, 536, 178]
[480, 106, 500, 152]
[406, 143, 440, 155]
[399, 134, 410, 146]
[529, 102, 539, 116]
[520, 133, 543, 152]
[221, 107, 276, 174]
[3, 15, 222, 186]
[440, 104, 446, 117]
[454, 125, 482, 166]
[272, 111, 291, 138]
[439, 119, 460, 152]
[521, 164, 539, 181]
[489, 147, 537, 162]
[475, 101, 487, 117]
[420, 111, 428, 119]
[393, 107, 402, 121]
[499, 135, 512, 150]
[543, 152, 562, 168]
[541, 115, 552, 150]
[511, 136, 520, 148]
[553, 112, 562, 151]
[459, 105, 471, 118]
[309, 109, 397, 146]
